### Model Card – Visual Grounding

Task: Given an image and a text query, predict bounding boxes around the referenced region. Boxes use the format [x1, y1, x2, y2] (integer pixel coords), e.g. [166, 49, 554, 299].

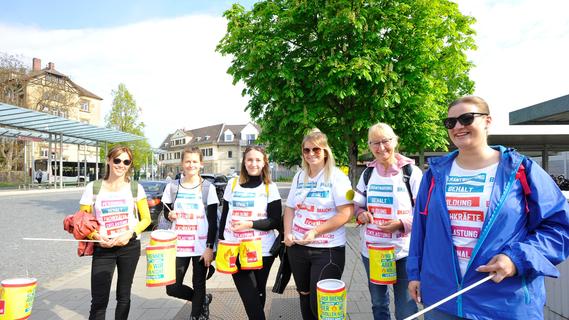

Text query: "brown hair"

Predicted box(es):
[239, 146, 271, 185]
[104, 145, 133, 180]
[301, 128, 335, 181]
[181, 146, 203, 163]
[448, 96, 490, 114]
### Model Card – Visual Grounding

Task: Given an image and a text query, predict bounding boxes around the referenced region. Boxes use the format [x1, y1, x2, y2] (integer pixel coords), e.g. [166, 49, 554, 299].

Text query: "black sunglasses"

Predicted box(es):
[112, 158, 132, 166]
[302, 147, 322, 155]
[443, 112, 488, 129]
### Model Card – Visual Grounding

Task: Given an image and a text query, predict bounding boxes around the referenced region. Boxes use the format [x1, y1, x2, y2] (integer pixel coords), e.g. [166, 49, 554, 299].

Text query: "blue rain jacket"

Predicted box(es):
[407, 146, 569, 319]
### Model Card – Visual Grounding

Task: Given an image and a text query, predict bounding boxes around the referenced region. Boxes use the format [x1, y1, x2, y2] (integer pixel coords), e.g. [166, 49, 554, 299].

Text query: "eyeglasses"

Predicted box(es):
[368, 138, 394, 148]
[302, 147, 322, 155]
[443, 112, 488, 129]
[112, 158, 132, 166]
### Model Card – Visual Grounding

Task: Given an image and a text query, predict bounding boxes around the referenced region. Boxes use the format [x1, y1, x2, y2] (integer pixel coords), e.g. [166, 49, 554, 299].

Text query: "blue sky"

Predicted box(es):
[0, 0, 256, 29]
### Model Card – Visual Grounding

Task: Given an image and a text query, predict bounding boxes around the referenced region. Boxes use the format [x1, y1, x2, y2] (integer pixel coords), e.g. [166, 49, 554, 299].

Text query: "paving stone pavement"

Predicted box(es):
[28, 225, 389, 319]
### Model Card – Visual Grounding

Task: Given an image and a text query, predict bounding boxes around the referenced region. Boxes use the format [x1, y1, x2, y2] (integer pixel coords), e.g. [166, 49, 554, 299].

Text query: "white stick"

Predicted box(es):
[404, 274, 495, 320]
[23, 237, 102, 243]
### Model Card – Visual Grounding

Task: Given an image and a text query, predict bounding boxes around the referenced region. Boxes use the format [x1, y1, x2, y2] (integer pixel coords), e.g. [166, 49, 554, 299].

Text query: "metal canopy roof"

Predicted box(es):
[509, 94, 569, 125]
[0, 102, 143, 143]
[0, 127, 98, 146]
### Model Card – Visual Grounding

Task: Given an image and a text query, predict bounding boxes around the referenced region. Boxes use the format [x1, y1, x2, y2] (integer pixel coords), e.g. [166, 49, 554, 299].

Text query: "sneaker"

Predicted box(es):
[201, 293, 213, 318]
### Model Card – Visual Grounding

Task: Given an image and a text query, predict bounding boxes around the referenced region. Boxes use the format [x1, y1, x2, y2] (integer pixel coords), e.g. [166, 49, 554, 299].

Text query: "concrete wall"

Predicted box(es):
[545, 260, 569, 319]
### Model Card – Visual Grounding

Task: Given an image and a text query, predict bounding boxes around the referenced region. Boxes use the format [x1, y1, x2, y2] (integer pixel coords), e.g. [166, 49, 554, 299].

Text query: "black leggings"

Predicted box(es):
[232, 256, 276, 320]
[287, 245, 345, 320]
[89, 239, 140, 320]
[166, 256, 208, 316]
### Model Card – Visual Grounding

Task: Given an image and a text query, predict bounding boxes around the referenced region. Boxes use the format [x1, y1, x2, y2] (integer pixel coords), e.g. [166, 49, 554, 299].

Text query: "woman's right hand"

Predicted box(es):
[284, 233, 295, 247]
[168, 210, 177, 220]
[408, 280, 422, 304]
[94, 233, 113, 248]
[357, 211, 374, 224]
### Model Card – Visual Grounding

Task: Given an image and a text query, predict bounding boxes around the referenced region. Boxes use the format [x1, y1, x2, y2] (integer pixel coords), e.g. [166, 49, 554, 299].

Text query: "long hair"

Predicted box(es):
[301, 128, 335, 182]
[103, 145, 133, 180]
[239, 145, 271, 185]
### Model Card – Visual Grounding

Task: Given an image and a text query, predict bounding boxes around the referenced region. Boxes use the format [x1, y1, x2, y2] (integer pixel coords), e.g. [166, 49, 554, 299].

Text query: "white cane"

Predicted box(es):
[404, 274, 495, 320]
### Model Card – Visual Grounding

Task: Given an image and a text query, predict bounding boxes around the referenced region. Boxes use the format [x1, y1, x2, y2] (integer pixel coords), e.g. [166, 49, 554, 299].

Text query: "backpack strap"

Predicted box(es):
[202, 179, 211, 207]
[515, 163, 531, 214]
[231, 178, 238, 192]
[93, 179, 102, 196]
[362, 166, 373, 196]
[402, 164, 415, 207]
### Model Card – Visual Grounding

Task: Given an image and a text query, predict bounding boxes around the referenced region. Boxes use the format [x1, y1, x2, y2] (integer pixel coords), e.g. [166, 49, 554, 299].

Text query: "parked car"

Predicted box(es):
[139, 180, 168, 228]
[201, 173, 228, 202]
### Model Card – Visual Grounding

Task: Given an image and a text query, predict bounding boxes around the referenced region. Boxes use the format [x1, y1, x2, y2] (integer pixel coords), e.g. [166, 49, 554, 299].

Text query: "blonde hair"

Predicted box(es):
[301, 128, 335, 182]
[368, 123, 399, 150]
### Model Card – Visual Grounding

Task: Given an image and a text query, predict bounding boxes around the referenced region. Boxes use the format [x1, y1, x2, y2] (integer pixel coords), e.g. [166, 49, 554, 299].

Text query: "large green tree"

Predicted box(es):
[217, 0, 476, 181]
[104, 83, 152, 177]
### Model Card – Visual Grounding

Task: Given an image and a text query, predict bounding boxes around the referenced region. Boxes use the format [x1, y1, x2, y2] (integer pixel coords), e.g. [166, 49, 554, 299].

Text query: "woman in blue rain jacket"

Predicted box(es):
[407, 96, 569, 320]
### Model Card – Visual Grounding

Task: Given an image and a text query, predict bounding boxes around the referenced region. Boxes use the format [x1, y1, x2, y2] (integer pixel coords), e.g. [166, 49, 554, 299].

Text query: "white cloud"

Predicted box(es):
[0, 15, 250, 147]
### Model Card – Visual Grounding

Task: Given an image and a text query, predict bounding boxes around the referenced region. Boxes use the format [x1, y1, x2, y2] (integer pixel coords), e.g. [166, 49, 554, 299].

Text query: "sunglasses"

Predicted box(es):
[443, 112, 488, 129]
[112, 158, 132, 166]
[302, 147, 322, 155]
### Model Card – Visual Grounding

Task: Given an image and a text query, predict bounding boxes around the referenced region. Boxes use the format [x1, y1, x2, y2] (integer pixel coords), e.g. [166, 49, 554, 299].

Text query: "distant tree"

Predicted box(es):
[104, 83, 152, 178]
[217, 0, 476, 182]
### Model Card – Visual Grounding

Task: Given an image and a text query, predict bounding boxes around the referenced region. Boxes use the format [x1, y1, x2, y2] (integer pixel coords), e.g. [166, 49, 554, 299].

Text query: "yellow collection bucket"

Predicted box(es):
[0, 278, 37, 320]
[239, 238, 263, 270]
[146, 244, 176, 287]
[149, 229, 177, 246]
[368, 244, 396, 285]
[216, 240, 240, 274]
[316, 279, 346, 320]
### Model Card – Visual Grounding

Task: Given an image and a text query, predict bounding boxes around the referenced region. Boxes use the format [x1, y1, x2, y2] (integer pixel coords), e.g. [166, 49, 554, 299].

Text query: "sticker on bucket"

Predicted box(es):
[216, 240, 240, 274]
[0, 278, 37, 320]
[317, 279, 346, 320]
[239, 238, 263, 270]
[368, 244, 396, 284]
[146, 245, 176, 287]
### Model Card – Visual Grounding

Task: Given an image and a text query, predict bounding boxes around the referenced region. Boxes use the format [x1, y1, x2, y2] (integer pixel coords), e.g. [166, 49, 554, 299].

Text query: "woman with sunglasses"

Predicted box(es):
[407, 96, 569, 320]
[354, 123, 421, 320]
[162, 147, 219, 320]
[78, 145, 151, 320]
[218, 145, 282, 320]
[283, 129, 354, 320]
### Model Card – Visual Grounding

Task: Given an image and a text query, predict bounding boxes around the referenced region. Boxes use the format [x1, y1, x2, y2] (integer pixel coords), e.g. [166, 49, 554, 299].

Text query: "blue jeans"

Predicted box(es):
[362, 255, 418, 320]
[424, 308, 470, 320]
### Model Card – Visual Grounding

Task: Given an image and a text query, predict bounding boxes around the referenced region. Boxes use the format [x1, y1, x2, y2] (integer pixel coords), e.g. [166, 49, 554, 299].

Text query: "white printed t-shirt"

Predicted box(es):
[286, 167, 353, 248]
[356, 166, 421, 259]
[162, 181, 219, 257]
[80, 182, 146, 239]
[446, 161, 497, 276]
[223, 179, 281, 256]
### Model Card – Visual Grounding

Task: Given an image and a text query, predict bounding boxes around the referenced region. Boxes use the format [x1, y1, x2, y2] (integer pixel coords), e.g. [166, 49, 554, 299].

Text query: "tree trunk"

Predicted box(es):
[348, 138, 359, 187]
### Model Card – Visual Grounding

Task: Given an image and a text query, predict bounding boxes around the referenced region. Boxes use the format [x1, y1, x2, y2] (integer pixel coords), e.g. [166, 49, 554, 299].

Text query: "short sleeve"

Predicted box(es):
[223, 178, 236, 202]
[207, 183, 220, 205]
[410, 165, 423, 199]
[267, 182, 281, 203]
[355, 171, 366, 194]
[136, 184, 146, 201]
[331, 168, 353, 207]
[162, 182, 173, 203]
[286, 171, 301, 208]
[80, 182, 95, 206]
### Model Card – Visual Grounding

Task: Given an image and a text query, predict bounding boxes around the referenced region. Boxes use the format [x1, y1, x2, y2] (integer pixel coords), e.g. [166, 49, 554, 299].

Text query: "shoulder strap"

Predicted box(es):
[231, 178, 238, 192]
[130, 180, 138, 198]
[202, 179, 211, 206]
[170, 179, 180, 204]
[361, 166, 374, 197]
[402, 164, 415, 207]
[93, 180, 102, 196]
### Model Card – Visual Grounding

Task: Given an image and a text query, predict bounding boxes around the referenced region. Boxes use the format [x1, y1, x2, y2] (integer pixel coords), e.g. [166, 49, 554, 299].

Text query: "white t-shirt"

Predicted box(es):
[356, 165, 422, 259]
[286, 167, 353, 248]
[223, 178, 281, 256]
[162, 180, 219, 257]
[446, 161, 498, 276]
[79, 181, 146, 239]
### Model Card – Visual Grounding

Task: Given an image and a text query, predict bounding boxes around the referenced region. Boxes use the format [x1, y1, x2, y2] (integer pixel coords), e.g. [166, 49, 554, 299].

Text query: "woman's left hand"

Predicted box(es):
[376, 219, 403, 233]
[112, 231, 133, 247]
[201, 248, 214, 267]
[230, 220, 253, 232]
[296, 229, 317, 245]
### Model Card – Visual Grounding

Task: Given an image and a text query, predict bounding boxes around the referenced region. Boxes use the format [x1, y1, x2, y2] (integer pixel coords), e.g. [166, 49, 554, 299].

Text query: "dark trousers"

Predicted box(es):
[166, 256, 208, 316]
[232, 256, 276, 320]
[287, 245, 345, 320]
[89, 239, 140, 320]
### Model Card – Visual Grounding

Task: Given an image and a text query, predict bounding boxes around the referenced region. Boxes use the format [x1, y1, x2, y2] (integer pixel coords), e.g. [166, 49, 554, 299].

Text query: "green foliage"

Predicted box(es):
[104, 83, 152, 173]
[217, 0, 476, 177]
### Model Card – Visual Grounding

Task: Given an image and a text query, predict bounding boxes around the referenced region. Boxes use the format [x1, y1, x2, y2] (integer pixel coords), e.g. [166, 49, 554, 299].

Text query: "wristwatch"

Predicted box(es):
[206, 242, 214, 249]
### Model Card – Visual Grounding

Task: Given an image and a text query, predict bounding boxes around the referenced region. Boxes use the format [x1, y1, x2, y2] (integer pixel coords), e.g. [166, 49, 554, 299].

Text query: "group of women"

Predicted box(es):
[79, 95, 569, 320]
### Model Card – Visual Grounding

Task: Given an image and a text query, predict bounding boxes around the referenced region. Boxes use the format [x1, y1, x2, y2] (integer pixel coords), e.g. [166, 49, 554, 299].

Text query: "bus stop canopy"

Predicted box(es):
[509, 94, 569, 125]
[0, 102, 143, 143]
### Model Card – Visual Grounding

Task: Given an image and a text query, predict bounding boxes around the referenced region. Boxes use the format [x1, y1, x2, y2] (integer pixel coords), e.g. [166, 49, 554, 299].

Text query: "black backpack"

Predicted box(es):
[362, 164, 414, 207]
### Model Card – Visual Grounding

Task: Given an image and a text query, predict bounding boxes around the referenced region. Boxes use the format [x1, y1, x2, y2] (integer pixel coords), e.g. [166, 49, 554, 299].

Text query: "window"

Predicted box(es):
[80, 101, 89, 112]
[201, 148, 213, 157]
[174, 152, 181, 159]
[245, 134, 256, 144]
[205, 135, 210, 140]
[225, 133, 233, 142]
[40, 149, 48, 157]
[228, 151, 232, 158]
